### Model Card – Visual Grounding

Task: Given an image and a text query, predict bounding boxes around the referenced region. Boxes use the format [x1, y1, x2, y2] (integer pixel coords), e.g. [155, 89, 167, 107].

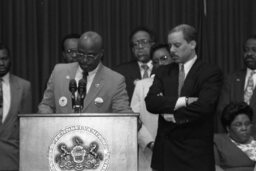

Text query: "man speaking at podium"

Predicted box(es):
[38, 31, 132, 114]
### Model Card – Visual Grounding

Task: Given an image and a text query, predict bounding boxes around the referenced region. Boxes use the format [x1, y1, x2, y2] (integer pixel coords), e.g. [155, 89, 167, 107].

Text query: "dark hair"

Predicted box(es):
[129, 26, 156, 48]
[221, 102, 253, 129]
[168, 24, 197, 43]
[150, 43, 169, 58]
[0, 42, 10, 56]
[243, 34, 256, 52]
[61, 33, 80, 51]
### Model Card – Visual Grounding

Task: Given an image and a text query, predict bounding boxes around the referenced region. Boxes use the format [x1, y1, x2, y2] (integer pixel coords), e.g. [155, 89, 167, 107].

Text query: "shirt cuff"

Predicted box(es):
[174, 96, 186, 110]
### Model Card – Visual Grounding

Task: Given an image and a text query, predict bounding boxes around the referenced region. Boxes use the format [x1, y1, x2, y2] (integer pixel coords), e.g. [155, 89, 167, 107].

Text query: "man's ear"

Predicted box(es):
[189, 40, 196, 49]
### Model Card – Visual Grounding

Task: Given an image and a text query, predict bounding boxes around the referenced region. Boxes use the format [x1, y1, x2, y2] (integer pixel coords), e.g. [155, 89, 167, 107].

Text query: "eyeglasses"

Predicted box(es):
[76, 52, 99, 61]
[153, 55, 169, 64]
[65, 49, 78, 55]
[132, 39, 152, 49]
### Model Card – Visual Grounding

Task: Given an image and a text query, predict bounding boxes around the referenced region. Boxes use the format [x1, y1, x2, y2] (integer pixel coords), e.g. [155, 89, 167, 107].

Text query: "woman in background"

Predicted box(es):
[214, 102, 256, 171]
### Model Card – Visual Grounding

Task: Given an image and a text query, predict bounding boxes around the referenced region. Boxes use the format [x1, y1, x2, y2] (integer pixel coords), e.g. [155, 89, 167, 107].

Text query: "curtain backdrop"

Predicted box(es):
[0, 0, 255, 112]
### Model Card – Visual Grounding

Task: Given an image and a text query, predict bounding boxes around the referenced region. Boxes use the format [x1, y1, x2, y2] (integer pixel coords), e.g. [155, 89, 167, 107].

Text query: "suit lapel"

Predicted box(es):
[234, 70, 246, 101]
[180, 59, 201, 96]
[83, 63, 104, 109]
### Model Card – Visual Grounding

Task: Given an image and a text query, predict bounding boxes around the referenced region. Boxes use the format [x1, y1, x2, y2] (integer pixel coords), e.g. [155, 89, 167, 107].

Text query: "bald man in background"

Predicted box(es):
[38, 31, 132, 114]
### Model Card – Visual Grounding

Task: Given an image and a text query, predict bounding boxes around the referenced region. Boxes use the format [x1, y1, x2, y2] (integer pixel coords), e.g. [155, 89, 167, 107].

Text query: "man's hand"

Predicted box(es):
[161, 114, 176, 123]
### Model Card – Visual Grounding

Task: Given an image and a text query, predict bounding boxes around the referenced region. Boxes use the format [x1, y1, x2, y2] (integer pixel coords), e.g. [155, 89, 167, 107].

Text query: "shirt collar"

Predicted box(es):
[78, 62, 100, 77]
[246, 68, 256, 75]
[1, 72, 10, 83]
[138, 60, 153, 70]
[180, 55, 197, 75]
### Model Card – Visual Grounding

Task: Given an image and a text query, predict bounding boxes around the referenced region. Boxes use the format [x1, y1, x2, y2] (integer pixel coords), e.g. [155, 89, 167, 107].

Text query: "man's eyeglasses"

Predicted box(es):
[76, 52, 99, 61]
[132, 39, 152, 49]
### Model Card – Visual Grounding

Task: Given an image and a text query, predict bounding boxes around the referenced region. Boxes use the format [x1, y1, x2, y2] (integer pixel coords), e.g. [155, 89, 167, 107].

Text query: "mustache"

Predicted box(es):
[245, 54, 256, 60]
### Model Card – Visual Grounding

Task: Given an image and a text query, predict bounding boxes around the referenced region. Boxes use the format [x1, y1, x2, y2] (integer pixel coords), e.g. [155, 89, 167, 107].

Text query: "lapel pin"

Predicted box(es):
[66, 75, 70, 80]
[95, 83, 100, 88]
[59, 96, 68, 107]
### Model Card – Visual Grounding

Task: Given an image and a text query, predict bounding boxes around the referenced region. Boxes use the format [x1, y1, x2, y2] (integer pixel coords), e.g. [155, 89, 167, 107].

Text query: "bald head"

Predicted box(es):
[77, 31, 104, 72]
[79, 31, 103, 51]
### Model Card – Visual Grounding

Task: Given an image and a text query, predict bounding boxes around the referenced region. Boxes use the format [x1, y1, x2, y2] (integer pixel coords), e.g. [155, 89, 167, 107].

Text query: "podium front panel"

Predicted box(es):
[20, 113, 138, 171]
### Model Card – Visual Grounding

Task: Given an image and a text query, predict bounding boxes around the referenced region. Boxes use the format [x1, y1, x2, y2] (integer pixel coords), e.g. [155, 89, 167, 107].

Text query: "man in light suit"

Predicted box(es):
[0, 43, 32, 170]
[114, 26, 156, 101]
[38, 31, 132, 114]
[145, 24, 223, 171]
[216, 34, 256, 136]
[131, 43, 173, 171]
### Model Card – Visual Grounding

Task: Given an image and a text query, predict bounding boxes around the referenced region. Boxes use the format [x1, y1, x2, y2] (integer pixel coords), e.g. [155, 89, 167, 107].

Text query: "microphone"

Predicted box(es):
[78, 78, 87, 111]
[69, 79, 78, 112]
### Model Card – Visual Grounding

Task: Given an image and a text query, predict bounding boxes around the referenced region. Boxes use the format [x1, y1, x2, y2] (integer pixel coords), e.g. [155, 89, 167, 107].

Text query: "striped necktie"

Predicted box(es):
[244, 70, 256, 104]
[141, 64, 149, 79]
[178, 64, 185, 96]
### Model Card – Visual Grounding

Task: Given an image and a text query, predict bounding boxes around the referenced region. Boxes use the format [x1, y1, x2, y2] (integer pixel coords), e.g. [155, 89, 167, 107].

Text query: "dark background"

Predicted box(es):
[0, 0, 256, 112]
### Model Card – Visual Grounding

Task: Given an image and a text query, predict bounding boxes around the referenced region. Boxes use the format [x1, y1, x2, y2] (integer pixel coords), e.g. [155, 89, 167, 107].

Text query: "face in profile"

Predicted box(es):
[228, 113, 252, 144]
[152, 48, 172, 68]
[243, 38, 256, 70]
[132, 31, 154, 63]
[0, 49, 11, 77]
[168, 31, 196, 64]
[63, 38, 79, 63]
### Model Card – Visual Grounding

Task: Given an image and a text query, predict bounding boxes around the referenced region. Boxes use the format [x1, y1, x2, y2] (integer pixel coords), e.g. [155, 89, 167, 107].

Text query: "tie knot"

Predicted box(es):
[179, 64, 184, 71]
[82, 71, 88, 80]
[141, 64, 149, 71]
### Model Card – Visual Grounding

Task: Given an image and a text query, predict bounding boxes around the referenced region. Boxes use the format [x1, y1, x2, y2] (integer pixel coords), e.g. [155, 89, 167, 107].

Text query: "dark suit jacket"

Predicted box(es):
[145, 60, 223, 171]
[114, 60, 141, 101]
[38, 62, 132, 114]
[0, 74, 32, 170]
[214, 134, 255, 171]
[216, 69, 256, 134]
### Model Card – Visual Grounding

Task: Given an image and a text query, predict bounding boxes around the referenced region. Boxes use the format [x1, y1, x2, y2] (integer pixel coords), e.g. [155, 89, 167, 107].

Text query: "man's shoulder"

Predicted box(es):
[53, 62, 78, 71]
[10, 74, 31, 86]
[102, 65, 125, 80]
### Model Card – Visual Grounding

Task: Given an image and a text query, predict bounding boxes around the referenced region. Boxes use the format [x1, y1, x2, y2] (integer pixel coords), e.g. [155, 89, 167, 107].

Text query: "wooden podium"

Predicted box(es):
[19, 113, 138, 171]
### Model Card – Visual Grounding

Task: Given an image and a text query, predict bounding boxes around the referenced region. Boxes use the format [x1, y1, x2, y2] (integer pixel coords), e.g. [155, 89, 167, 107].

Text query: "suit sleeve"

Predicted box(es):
[38, 69, 56, 114]
[145, 69, 178, 114]
[173, 67, 223, 123]
[146, 66, 223, 124]
[20, 81, 32, 114]
[111, 76, 133, 113]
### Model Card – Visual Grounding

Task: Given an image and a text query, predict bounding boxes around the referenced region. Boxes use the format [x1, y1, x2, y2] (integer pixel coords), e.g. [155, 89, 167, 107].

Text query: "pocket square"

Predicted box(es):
[94, 97, 104, 106]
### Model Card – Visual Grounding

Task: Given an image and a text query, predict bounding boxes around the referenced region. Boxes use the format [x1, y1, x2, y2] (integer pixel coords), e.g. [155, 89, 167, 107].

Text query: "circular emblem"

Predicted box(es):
[49, 125, 110, 171]
[59, 96, 67, 107]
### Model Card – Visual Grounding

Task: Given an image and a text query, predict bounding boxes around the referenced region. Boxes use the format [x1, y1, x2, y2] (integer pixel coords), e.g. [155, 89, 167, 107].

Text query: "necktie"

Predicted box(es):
[82, 71, 88, 94]
[0, 78, 3, 124]
[141, 64, 149, 79]
[178, 64, 185, 96]
[244, 71, 256, 104]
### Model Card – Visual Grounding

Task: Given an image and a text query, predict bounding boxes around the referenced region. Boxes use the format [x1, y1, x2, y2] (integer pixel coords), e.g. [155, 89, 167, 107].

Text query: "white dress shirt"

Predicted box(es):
[2, 73, 11, 122]
[175, 55, 197, 110]
[244, 68, 256, 90]
[75, 64, 99, 94]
